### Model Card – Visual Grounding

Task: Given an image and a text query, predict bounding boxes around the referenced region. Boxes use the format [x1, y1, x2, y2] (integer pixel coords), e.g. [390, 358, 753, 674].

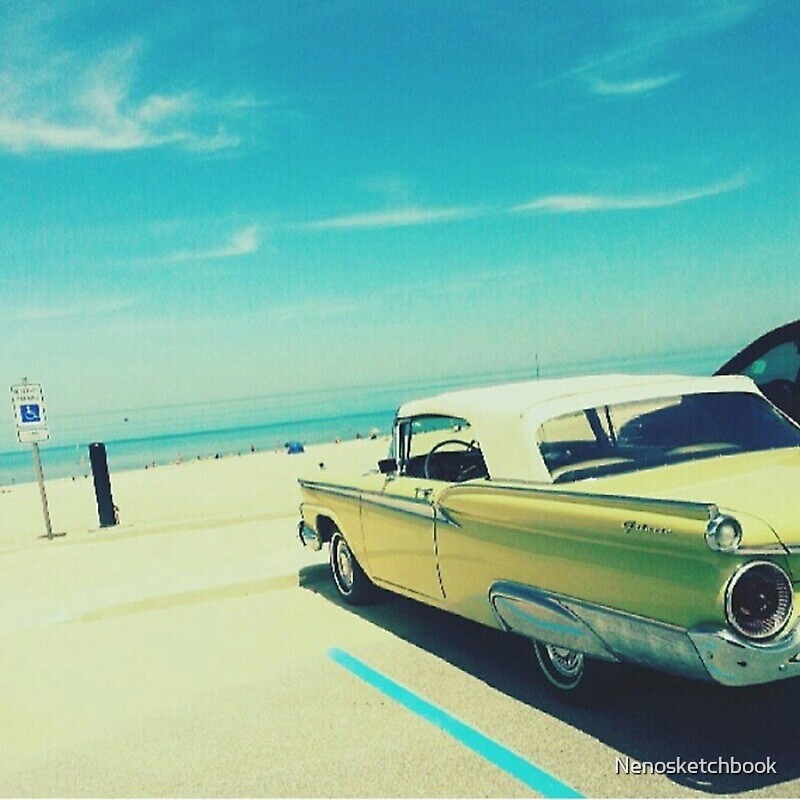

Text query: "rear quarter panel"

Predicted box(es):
[435, 483, 783, 631]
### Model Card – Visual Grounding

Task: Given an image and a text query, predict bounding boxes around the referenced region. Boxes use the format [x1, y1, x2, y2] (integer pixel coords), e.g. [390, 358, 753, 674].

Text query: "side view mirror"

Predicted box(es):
[378, 458, 398, 475]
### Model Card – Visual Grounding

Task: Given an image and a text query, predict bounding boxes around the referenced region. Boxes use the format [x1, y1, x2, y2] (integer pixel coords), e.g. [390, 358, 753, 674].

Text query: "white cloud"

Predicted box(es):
[291, 173, 750, 230]
[7, 295, 137, 322]
[0, 15, 252, 154]
[296, 206, 481, 231]
[546, 1, 760, 96]
[157, 225, 261, 264]
[589, 73, 682, 96]
[513, 173, 750, 214]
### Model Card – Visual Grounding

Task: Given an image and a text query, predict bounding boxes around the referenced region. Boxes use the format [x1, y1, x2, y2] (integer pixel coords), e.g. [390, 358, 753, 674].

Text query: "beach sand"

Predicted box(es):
[0, 437, 470, 797]
[0, 438, 389, 546]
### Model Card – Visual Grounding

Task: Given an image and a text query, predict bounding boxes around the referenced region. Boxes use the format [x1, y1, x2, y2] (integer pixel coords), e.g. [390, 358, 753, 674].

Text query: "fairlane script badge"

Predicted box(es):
[622, 520, 673, 536]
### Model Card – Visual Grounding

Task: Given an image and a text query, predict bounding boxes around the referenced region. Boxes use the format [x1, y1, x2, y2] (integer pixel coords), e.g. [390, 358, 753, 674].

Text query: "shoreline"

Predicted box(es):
[0, 344, 732, 487]
[0, 426, 391, 489]
[0, 435, 389, 549]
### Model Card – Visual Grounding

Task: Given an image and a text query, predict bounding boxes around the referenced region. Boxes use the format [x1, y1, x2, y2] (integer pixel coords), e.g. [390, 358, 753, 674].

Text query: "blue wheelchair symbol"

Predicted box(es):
[20, 404, 41, 424]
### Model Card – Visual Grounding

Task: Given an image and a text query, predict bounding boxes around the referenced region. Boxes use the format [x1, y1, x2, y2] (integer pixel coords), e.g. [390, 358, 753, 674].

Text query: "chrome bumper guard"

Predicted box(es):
[688, 624, 800, 687]
[297, 520, 322, 552]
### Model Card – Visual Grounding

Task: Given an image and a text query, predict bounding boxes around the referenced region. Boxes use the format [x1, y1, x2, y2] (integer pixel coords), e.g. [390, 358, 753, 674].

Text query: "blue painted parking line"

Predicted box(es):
[328, 647, 582, 799]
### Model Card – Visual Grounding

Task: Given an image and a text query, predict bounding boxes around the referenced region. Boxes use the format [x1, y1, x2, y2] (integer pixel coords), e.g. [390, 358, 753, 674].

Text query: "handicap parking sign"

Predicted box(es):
[20, 403, 41, 424]
[10, 383, 50, 444]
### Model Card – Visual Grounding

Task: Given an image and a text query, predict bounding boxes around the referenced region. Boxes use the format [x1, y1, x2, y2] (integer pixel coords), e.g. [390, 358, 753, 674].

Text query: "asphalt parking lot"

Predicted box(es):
[298, 560, 800, 798]
[2, 512, 799, 798]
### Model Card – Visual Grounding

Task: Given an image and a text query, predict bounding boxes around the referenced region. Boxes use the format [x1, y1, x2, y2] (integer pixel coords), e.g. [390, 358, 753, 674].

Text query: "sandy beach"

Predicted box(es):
[0, 438, 432, 797]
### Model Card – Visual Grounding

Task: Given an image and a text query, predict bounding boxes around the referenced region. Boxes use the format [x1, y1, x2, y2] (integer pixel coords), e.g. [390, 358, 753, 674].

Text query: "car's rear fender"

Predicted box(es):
[435, 481, 790, 632]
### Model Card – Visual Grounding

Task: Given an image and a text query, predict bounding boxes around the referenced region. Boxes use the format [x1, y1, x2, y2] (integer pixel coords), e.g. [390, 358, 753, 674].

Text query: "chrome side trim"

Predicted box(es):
[489, 582, 618, 662]
[361, 492, 434, 522]
[446, 482, 718, 522]
[488, 581, 709, 681]
[299, 479, 361, 502]
[561, 595, 710, 681]
[736, 545, 790, 555]
[305, 478, 719, 524]
[301, 478, 459, 526]
[434, 506, 461, 528]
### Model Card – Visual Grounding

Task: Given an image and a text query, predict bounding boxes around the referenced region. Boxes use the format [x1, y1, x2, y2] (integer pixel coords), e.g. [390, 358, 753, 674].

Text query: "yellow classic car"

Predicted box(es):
[298, 373, 800, 701]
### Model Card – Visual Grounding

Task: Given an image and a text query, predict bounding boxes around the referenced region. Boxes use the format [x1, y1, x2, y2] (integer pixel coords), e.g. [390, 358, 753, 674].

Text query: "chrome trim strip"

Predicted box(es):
[361, 491, 434, 521]
[300, 478, 460, 526]
[488, 580, 709, 681]
[561, 595, 710, 681]
[434, 506, 461, 528]
[305, 477, 719, 524]
[489, 582, 618, 662]
[446, 481, 718, 522]
[299, 479, 361, 502]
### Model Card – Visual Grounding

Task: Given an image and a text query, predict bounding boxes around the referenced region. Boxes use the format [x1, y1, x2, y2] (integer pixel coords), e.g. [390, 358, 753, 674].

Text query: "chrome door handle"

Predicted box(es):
[415, 487, 433, 500]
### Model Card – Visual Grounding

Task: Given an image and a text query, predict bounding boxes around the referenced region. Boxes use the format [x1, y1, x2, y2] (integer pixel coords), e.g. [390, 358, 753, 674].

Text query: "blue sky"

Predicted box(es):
[1, 0, 798, 434]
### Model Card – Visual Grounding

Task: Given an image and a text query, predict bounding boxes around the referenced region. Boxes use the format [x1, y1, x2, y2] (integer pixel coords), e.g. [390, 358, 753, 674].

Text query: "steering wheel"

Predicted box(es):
[423, 438, 484, 482]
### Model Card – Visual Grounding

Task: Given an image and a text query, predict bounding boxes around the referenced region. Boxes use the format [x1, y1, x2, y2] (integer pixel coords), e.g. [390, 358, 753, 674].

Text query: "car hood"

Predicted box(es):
[579, 448, 800, 548]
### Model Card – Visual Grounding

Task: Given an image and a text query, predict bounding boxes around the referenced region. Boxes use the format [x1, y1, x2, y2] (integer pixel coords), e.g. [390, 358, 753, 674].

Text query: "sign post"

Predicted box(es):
[10, 380, 54, 539]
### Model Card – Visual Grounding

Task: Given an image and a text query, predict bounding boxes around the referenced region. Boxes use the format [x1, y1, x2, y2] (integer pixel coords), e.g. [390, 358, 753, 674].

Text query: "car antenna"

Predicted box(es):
[535, 353, 540, 379]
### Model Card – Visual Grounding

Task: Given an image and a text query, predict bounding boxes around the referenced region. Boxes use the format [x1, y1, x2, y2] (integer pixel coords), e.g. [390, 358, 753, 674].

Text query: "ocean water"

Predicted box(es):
[0, 346, 730, 486]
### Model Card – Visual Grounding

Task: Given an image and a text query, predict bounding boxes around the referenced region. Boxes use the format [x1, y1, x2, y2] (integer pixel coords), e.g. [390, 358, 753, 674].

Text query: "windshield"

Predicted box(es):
[537, 392, 800, 483]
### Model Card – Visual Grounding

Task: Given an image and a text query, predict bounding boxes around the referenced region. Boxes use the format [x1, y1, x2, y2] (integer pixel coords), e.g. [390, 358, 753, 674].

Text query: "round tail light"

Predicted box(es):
[725, 561, 793, 640]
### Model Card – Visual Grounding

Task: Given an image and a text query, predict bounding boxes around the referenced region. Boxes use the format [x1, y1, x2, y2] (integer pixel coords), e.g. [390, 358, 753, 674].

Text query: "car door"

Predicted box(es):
[360, 472, 443, 600]
[716, 319, 800, 424]
[360, 415, 474, 601]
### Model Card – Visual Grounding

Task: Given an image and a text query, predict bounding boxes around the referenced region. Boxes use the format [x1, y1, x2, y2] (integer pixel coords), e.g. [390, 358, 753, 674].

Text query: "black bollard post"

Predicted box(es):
[89, 442, 117, 527]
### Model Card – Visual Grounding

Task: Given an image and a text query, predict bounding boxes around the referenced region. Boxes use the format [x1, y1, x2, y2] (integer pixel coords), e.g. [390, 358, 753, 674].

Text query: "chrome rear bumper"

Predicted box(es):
[689, 625, 800, 686]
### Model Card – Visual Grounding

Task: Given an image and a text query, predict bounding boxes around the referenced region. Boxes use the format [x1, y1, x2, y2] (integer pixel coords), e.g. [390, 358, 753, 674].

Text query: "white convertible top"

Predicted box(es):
[398, 373, 762, 482]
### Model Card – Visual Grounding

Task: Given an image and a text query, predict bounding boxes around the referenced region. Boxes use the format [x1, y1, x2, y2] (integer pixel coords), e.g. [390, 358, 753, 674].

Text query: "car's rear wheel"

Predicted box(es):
[330, 530, 374, 605]
[533, 640, 617, 704]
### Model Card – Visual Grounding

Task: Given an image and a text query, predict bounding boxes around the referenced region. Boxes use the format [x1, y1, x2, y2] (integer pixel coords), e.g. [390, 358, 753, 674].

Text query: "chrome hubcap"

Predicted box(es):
[545, 644, 584, 678]
[336, 540, 354, 590]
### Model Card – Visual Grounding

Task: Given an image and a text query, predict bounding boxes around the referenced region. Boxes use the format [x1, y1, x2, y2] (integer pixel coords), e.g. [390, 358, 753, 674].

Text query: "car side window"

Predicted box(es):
[397, 415, 488, 482]
[742, 341, 800, 384]
[742, 340, 800, 421]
